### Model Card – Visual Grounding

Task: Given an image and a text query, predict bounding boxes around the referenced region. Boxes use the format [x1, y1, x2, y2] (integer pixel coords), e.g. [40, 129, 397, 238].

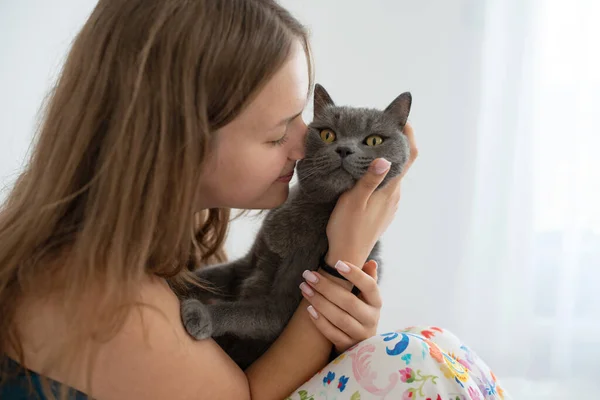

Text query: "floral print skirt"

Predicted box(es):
[287, 326, 510, 400]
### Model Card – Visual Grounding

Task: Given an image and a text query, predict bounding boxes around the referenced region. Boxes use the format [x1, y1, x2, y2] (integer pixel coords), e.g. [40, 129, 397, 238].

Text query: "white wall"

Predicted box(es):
[0, 1, 99, 196]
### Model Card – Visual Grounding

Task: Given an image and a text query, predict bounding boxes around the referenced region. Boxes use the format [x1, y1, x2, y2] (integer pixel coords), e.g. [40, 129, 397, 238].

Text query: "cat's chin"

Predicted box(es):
[326, 168, 358, 195]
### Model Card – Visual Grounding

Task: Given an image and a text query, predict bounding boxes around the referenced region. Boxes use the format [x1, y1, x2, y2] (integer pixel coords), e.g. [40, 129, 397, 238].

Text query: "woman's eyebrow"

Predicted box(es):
[274, 110, 303, 127]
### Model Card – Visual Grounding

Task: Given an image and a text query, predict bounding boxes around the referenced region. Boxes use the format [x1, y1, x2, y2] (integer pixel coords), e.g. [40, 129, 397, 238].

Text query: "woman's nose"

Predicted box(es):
[288, 120, 307, 161]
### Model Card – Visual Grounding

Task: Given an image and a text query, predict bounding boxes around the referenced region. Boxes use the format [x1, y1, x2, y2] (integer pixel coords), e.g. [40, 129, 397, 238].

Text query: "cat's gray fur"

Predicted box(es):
[181, 84, 412, 369]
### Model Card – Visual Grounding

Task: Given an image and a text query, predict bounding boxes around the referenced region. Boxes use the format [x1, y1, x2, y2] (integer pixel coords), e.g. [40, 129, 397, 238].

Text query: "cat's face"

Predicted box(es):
[296, 84, 412, 199]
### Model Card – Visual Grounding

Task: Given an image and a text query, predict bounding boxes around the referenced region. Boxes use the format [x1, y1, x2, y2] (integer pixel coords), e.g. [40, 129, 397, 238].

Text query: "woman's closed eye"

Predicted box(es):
[270, 132, 289, 146]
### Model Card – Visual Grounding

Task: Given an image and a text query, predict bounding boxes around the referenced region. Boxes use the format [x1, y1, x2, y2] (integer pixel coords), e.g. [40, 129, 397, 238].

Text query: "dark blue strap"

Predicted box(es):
[1, 357, 89, 399]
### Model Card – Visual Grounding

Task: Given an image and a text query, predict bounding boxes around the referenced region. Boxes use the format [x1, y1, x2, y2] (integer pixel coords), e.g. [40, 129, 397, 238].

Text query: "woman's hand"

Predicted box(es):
[299, 260, 381, 353]
[325, 123, 417, 267]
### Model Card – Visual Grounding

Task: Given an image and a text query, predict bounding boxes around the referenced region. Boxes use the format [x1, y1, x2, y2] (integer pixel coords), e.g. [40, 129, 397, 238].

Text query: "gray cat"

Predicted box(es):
[181, 84, 412, 369]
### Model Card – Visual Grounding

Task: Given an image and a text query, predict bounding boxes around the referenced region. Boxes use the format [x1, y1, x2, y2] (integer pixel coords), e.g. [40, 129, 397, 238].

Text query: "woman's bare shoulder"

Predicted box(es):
[14, 276, 249, 400]
[90, 277, 250, 400]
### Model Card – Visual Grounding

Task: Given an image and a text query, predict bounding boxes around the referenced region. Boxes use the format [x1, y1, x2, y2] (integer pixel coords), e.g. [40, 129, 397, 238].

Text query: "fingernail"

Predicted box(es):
[303, 270, 319, 283]
[335, 260, 351, 273]
[299, 282, 314, 297]
[370, 158, 391, 175]
[307, 305, 319, 319]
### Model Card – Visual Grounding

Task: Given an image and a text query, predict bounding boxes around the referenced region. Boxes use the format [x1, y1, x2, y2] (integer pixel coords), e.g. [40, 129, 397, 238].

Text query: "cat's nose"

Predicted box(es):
[336, 147, 354, 158]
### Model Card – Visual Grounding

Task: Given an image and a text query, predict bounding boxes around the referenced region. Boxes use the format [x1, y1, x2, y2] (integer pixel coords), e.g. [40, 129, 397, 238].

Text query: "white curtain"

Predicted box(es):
[456, 0, 600, 396]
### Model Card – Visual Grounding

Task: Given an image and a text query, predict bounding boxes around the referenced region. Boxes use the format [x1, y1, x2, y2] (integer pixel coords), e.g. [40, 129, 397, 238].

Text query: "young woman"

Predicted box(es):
[0, 1, 508, 399]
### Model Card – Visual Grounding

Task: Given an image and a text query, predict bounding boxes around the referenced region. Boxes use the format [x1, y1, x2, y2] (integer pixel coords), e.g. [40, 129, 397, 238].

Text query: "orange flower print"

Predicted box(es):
[421, 327, 443, 339]
[424, 339, 443, 363]
[497, 385, 505, 399]
[421, 330, 435, 339]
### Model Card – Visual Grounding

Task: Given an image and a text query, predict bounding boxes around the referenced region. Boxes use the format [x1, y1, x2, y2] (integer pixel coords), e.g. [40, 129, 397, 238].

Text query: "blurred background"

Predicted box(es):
[1, 0, 598, 398]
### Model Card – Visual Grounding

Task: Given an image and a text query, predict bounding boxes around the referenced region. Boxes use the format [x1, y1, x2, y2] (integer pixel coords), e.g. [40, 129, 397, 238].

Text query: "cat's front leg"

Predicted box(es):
[182, 296, 299, 341]
[181, 298, 214, 340]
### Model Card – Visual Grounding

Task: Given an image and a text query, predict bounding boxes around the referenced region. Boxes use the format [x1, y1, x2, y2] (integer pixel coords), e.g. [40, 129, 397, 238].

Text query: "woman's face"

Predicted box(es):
[198, 41, 309, 210]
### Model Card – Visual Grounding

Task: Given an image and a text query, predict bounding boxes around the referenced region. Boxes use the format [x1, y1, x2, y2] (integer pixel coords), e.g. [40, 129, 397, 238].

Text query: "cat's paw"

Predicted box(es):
[181, 298, 213, 340]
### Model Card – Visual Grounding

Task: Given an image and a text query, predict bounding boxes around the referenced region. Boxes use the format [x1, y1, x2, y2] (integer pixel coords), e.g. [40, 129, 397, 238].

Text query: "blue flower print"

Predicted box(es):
[322, 371, 335, 386]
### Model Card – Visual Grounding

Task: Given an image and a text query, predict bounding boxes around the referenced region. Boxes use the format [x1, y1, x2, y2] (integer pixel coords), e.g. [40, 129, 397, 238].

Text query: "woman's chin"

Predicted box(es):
[242, 186, 290, 210]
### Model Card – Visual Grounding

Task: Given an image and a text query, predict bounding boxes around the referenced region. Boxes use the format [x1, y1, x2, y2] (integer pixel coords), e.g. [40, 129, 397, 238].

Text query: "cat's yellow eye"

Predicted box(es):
[320, 129, 336, 143]
[365, 135, 384, 146]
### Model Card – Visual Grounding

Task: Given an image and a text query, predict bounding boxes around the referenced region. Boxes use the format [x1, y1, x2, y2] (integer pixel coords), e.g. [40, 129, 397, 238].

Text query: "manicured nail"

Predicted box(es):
[335, 260, 351, 273]
[299, 282, 314, 297]
[307, 305, 319, 319]
[303, 270, 319, 283]
[370, 158, 391, 175]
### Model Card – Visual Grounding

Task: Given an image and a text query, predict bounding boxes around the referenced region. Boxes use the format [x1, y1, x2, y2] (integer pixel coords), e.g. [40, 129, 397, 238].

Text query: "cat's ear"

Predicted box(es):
[313, 84, 335, 118]
[384, 92, 412, 128]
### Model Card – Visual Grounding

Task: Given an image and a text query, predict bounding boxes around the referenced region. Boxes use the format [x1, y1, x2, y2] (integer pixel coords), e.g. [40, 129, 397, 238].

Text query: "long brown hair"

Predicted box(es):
[0, 0, 311, 395]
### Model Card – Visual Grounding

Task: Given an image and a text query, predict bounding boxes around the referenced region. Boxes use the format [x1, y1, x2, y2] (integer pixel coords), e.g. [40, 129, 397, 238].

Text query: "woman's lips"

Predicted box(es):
[276, 170, 294, 183]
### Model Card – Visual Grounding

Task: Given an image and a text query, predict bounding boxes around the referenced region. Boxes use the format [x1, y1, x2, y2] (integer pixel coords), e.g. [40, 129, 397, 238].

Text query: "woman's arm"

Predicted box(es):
[245, 297, 332, 398]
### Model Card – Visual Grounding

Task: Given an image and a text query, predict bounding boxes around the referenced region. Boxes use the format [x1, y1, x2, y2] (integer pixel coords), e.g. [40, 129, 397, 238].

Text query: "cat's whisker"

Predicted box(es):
[299, 163, 328, 175]
[299, 169, 333, 183]
[298, 166, 329, 182]
[308, 157, 333, 167]
[297, 158, 332, 177]
[298, 169, 323, 182]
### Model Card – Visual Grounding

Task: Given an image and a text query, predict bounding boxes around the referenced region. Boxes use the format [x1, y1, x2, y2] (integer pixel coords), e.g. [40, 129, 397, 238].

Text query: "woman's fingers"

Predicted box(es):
[300, 281, 367, 339]
[359, 260, 378, 304]
[301, 261, 382, 352]
[325, 260, 382, 309]
[301, 269, 375, 327]
[304, 305, 355, 353]
[361, 259, 378, 281]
